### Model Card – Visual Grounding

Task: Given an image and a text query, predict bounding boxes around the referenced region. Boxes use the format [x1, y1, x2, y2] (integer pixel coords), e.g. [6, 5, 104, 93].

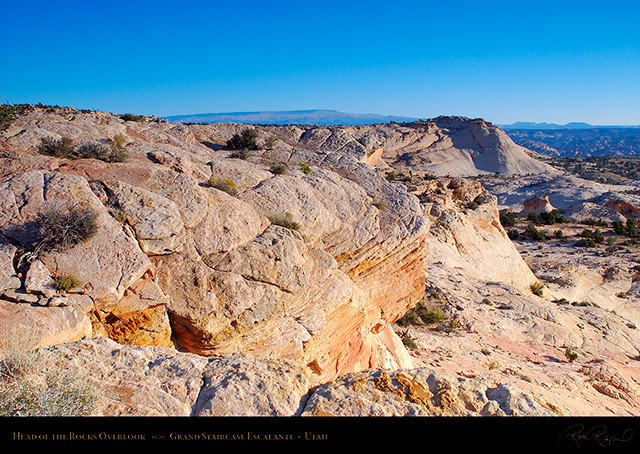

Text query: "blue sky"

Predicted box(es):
[3, 0, 640, 124]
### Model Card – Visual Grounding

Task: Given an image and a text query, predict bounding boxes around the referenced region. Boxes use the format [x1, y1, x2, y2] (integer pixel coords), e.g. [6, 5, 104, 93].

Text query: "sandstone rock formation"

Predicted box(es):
[1, 105, 638, 418]
[521, 195, 556, 216]
[188, 116, 559, 178]
[0, 105, 428, 385]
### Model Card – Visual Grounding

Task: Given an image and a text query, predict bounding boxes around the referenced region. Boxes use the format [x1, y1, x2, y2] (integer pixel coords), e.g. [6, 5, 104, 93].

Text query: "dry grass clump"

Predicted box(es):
[52, 274, 83, 292]
[266, 212, 300, 231]
[0, 324, 99, 416]
[206, 177, 238, 196]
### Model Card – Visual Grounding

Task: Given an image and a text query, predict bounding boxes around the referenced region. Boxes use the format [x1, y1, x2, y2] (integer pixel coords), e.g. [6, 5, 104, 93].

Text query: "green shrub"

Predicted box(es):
[227, 128, 260, 151]
[580, 228, 604, 244]
[564, 347, 578, 362]
[500, 211, 516, 227]
[34, 206, 98, 252]
[582, 217, 608, 227]
[525, 224, 546, 241]
[399, 303, 447, 326]
[402, 336, 417, 350]
[627, 219, 638, 237]
[120, 113, 144, 122]
[554, 229, 564, 239]
[612, 220, 625, 234]
[538, 211, 556, 225]
[0, 105, 17, 132]
[206, 177, 238, 196]
[299, 163, 312, 175]
[52, 274, 82, 292]
[530, 282, 544, 297]
[37, 137, 127, 163]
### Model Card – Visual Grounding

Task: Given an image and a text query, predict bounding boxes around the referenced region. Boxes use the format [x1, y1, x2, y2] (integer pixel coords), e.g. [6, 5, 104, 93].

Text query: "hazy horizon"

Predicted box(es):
[3, 0, 639, 125]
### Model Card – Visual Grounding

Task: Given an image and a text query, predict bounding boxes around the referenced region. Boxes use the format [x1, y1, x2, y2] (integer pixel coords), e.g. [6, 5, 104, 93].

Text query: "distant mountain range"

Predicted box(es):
[165, 109, 418, 126]
[501, 121, 640, 130]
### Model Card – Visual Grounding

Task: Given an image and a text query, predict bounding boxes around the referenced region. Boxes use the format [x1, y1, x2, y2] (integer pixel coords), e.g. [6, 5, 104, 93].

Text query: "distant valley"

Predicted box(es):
[503, 126, 640, 157]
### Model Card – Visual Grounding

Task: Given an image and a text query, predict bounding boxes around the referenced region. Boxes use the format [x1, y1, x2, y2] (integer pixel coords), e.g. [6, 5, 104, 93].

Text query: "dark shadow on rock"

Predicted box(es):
[201, 141, 226, 151]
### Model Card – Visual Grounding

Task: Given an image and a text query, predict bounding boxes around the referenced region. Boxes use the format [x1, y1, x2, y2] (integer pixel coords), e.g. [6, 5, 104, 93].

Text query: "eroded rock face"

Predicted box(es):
[0, 106, 429, 384]
[301, 367, 554, 416]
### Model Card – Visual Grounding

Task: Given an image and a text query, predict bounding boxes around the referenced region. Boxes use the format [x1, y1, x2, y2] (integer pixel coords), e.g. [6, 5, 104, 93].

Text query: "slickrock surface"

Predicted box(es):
[195, 116, 559, 178]
[1, 105, 639, 417]
[0, 106, 428, 386]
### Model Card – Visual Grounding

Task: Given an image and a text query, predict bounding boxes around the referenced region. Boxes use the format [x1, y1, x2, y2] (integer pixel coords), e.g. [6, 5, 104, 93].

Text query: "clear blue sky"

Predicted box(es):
[3, 0, 640, 124]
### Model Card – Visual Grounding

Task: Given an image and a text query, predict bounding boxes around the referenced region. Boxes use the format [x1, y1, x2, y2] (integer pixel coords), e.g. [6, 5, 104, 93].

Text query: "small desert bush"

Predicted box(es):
[612, 220, 626, 235]
[581, 217, 608, 227]
[120, 113, 144, 122]
[227, 128, 260, 151]
[74, 143, 112, 161]
[500, 211, 516, 227]
[270, 163, 288, 175]
[267, 212, 300, 231]
[229, 148, 252, 160]
[564, 347, 578, 362]
[0, 105, 17, 132]
[52, 274, 82, 292]
[525, 224, 546, 242]
[34, 206, 98, 252]
[111, 133, 127, 150]
[530, 282, 544, 297]
[402, 336, 418, 350]
[207, 177, 238, 196]
[397, 296, 448, 327]
[581, 228, 604, 243]
[38, 137, 127, 162]
[37, 136, 75, 158]
[264, 136, 279, 150]
[299, 163, 312, 175]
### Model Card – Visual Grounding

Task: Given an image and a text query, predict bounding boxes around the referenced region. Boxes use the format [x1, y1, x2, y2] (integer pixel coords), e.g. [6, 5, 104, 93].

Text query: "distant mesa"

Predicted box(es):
[501, 121, 597, 130]
[520, 195, 556, 216]
[164, 109, 419, 126]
